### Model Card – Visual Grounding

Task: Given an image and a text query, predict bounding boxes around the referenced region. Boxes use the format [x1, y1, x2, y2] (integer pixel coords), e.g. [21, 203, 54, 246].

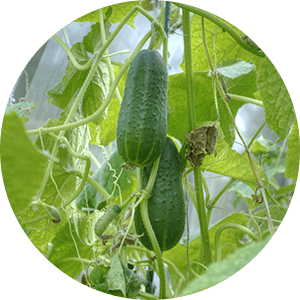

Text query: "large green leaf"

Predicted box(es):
[164, 213, 248, 292]
[0, 112, 48, 215]
[179, 236, 271, 296]
[167, 65, 257, 145]
[48, 10, 111, 116]
[48, 213, 95, 279]
[257, 57, 295, 140]
[184, 14, 264, 73]
[48, 43, 90, 109]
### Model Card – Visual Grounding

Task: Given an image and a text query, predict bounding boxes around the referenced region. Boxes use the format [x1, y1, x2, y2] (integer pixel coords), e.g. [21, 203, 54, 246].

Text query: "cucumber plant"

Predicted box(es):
[1, 1, 298, 299]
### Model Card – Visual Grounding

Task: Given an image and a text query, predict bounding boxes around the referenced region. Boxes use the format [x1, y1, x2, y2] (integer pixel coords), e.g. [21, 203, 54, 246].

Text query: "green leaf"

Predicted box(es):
[164, 213, 248, 290]
[251, 135, 274, 155]
[184, 14, 264, 73]
[216, 59, 255, 79]
[200, 128, 268, 191]
[275, 184, 296, 198]
[167, 66, 257, 146]
[64, 108, 90, 172]
[168, 72, 214, 144]
[89, 64, 126, 146]
[106, 254, 143, 298]
[89, 264, 125, 296]
[0, 112, 48, 215]
[217, 59, 258, 144]
[90, 264, 109, 285]
[179, 236, 271, 296]
[75, 151, 137, 209]
[83, 20, 111, 54]
[74, 2, 139, 28]
[247, 206, 287, 236]
[5, 101, 36, 123]
[19, 164, 77, 255]
[82, 62, 110, 125]
[48, 41, 110, 125]
[209, 213, 248, 260]
[257, 57, 295, 140]
[47, 43, 90, 109]
[285, 120, 299, 181]
[48, 214, 94, 279]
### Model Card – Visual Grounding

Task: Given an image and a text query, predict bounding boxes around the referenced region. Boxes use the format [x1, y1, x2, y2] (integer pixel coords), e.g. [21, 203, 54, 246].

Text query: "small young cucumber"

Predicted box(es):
[116, 49, 168, 168]
[94, 205, 121, 236]
[134, 137, 185, 252]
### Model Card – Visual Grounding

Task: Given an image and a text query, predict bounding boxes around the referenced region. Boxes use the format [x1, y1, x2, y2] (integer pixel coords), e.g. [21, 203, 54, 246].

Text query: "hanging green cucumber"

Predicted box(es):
[116, 49, 168, 168]
[134, 137, 185, 252]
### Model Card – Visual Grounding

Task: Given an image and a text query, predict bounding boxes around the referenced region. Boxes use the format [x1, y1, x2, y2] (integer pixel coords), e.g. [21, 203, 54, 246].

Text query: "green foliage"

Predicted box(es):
[82, 254, 145, 298]
[48, 10, 112, 125]
[179, 236, 271, 296]
[106, 254, 144, 298]
[1, 112, 48, 215]
[164, 213, 248, 286]
[75, 151, 137, 209]
[257, 57, 295, 140]
[48, 213, 96, 279]
[168, 59, 257, 145]
[74, 2, 139, 28]
[285, 120, 299, 181]
[5, 101, 36, 123]
[232, 132, 293, 209]
[86, 264, 124, 297]
[2, 2, 297, 299]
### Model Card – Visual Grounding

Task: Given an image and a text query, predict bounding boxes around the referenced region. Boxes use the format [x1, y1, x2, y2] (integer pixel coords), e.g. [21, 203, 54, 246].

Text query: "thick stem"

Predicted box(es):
[182, 9, 213, 267]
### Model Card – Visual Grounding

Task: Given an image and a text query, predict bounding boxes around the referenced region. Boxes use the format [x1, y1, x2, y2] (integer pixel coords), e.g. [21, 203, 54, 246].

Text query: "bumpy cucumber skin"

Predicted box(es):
[117, 49, 168, 168]
[94, 205, 121, 236]
[134, 137, 185, 252]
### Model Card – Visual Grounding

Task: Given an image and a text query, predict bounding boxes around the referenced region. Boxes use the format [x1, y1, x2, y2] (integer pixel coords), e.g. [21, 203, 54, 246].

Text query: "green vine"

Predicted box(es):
[182, 8, 213, 267]
[9, 2, 293, 299]
[172, 2, 265, 57]
[214, 223, 259, 261]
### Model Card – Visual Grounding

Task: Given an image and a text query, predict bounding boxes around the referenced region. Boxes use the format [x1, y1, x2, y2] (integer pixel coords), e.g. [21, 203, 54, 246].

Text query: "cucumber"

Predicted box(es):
[116, 49, 168, 168]
[94, 205, 121, 236]
[134, 137, 185, 252]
